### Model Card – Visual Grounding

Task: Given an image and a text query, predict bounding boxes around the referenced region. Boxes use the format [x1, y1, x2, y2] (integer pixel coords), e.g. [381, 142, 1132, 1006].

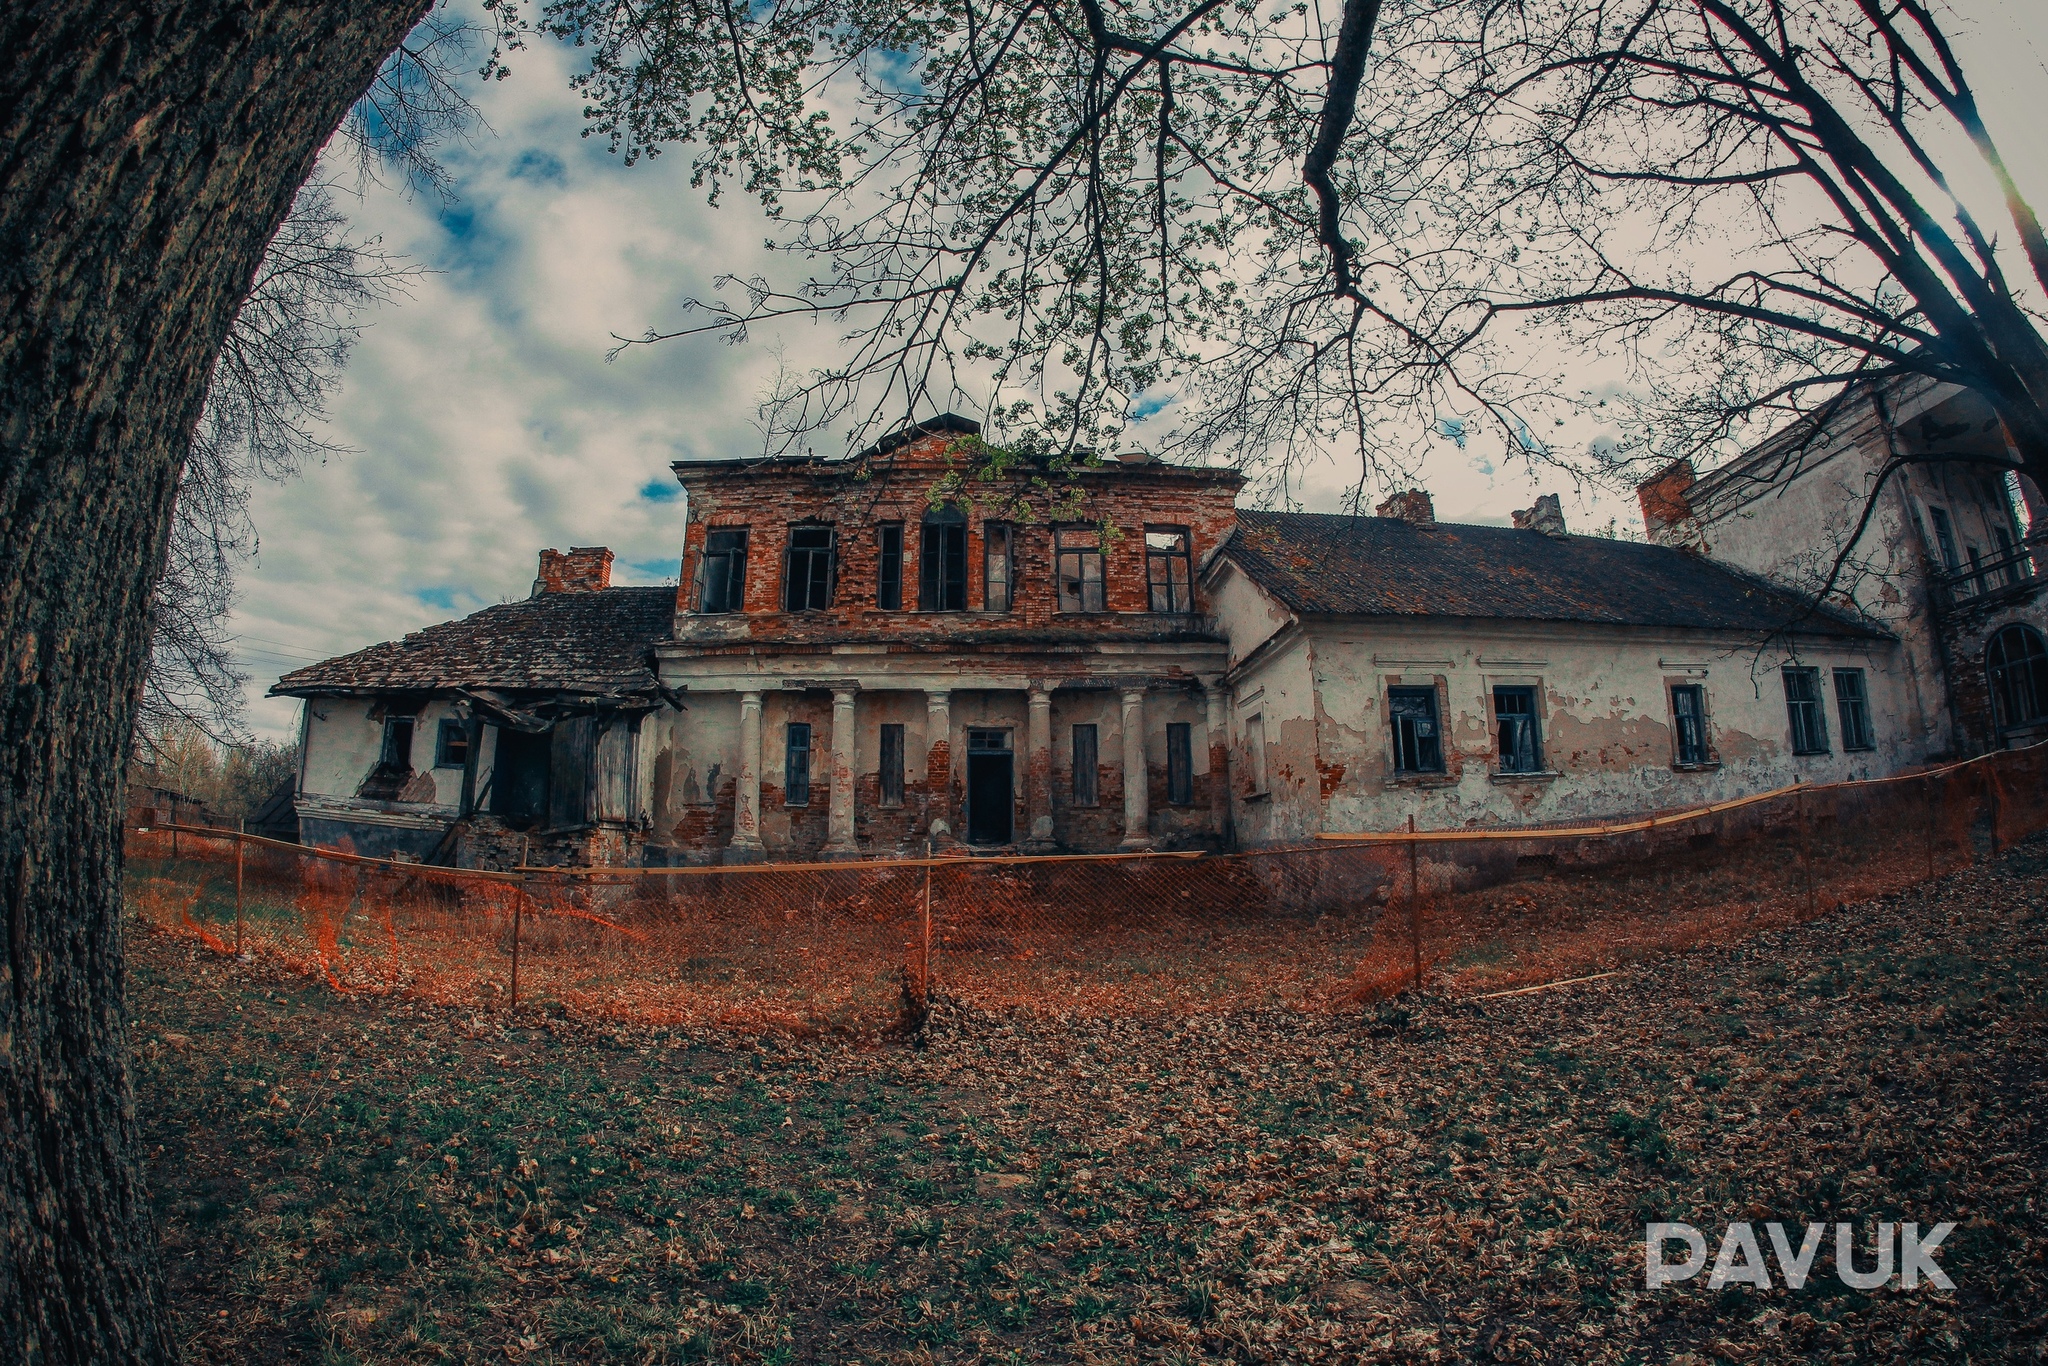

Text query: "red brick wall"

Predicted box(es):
[671, 433, 1242, 635]
[536, 547, 614, 594]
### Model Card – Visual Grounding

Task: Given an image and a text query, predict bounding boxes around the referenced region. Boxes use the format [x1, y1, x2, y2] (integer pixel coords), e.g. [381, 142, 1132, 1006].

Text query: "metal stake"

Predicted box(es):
[1925, 774, 1937, 882]
[1407, 815, 1422, 991]
[510, 875, 525, 1012]
[1798, 786, 1815, 916]
[234, 818, 245, 955]
[919, 839, 935, 1005]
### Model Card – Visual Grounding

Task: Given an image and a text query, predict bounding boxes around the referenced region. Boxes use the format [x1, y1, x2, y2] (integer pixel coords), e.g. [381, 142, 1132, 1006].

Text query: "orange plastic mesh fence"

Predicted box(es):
[125, 746, 2048, 1031]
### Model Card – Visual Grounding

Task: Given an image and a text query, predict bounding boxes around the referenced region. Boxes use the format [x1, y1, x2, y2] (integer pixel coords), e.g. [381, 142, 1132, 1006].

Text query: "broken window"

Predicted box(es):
[1493, 686, 1543, 773]
[380, 715, 416, 770]
[699, 528, 749, 613]
[784, 524, 836, 611]
[876, 523, 904, 609]
[1071, 724, 1099, 807]
[1833, 669, 1875, 751]
[1671, 684, 1711, 766]
[1782, 667, 1829, 755]
[920, 507, 968, 611]
[1929, 506, 1961, 572]
[1166, 722, 1193, 805]
[1388, 687, 1444, 774]
[1987, 623, 2048, 731]
[878, 723, 905, 807]
[1242, 713, 1268, 794]
[1055, 526, 1106, 612]
[1145, 527, 1193, 613]
[434, 719, 468, 769]
[785, 723, 812, 806]
[983, 522, 1014, 612]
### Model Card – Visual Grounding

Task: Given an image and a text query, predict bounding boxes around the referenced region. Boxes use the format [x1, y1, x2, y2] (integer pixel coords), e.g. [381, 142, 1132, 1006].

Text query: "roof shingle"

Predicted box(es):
[1219, 511, 1883, 637]
[270, 588, 674, 697]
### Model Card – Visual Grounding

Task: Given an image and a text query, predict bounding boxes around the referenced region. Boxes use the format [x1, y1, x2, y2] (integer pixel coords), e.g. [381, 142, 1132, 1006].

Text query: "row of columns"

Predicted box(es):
[727, 682, 1229, 856]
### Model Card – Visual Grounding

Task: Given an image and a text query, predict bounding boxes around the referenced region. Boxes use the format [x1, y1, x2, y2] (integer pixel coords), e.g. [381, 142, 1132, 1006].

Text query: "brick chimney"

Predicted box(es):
[1635, 459, 1700, 548]
[1512, 493, 1569, 538]
[1375, 489, 1435, 525]
[533, 546, 615, 595]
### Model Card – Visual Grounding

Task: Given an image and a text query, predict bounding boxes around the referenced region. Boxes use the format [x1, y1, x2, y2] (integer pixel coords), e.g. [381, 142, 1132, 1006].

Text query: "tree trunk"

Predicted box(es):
[0, 3, 427, 1359]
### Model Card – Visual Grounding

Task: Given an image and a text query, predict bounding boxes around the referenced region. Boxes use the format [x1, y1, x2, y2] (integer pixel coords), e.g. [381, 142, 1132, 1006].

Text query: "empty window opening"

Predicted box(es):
[785, 723, 812, 806]
[1388, 687, 1444, 774]
[983, 522, 1014, 612]
[1671, 684, 1711, 766]
[1071, 724, 1099, 807]
[380, 715, 416, 771]
[434, 719, 469, 769]
[699, 528, 749, 613]
[1493, 686, 1543, 773]
[1055, 526, 1107, 612]
[1166, 722, 1193, 805]
[878, 723, 905, 807]
[1987, 623, 2048, 731]
[785, 525, 836, 612]
[1833, 669, 1875, 751]
[1929, 506, 1961, 572]
[876, 523, 904, 610]
[920, 507, 968, 611]
[1145, 527, 1194, 613]
[1782, 667, 1830, 755]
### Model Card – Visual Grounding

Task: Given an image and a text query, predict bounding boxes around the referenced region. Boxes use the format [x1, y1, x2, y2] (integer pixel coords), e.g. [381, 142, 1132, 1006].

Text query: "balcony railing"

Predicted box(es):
[1932, 540, 2042, 607]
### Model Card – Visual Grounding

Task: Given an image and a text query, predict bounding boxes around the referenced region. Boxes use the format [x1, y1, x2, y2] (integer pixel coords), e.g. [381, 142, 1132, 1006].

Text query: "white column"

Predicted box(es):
[926, 689, 954, 841]
[1120, 687, 1153, 850]
[731, 690, 764, 854]
[825, 687, 858, 855]
[1026, 682, 1055, 848]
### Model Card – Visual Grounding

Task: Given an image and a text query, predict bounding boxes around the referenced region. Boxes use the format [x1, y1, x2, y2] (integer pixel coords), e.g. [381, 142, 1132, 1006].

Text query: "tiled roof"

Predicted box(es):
[1220, 511, 1885, 637]
[270, 588, 675, 696]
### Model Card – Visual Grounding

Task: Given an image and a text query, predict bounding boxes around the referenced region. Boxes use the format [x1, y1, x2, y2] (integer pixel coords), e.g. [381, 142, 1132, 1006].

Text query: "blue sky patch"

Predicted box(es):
[639, 479, 680, 501]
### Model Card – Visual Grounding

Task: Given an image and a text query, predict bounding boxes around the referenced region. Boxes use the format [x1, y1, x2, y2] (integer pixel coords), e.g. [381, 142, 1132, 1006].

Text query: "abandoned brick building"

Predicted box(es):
[275, 399, 2043, 866]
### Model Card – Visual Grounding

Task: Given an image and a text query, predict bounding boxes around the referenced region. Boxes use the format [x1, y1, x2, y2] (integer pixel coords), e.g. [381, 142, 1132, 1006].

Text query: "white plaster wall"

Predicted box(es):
[1305, 619, 1911, 834]
[300, 697, 382, 799]
[1228, 632, 1322, 845]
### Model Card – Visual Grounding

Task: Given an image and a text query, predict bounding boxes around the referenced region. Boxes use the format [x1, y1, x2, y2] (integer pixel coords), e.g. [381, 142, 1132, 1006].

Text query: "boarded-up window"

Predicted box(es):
[878, 723, 905, 807]
[549, 716, 596, 828]
[1243, 714, 1268, 794]
[595, 716, 638, 822]
[1071, 724, 1099, 807]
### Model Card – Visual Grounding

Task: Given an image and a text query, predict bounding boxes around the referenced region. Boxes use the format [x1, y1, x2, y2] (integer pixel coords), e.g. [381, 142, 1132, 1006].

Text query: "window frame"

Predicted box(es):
[1166, 721, 1193, 805]
[1387, 686, 1446, 775]
[784, 722, 813, 807]
[1929, 506, 1961, 571]
[1070, 723, 1099, 807]
[878, 722, 905, 807]
[1144, 526, 1194, 613]
[1782, 666, 1830, 755]
[698, 527, 750, 614]
[1054, 525, 1107, 613]
[982, 521, 1015, 613]
[783, 523, 837, 612]
[434, 718, 469, 770]
[1671, 683, 1713, 767]
[1491, 685, 1544, 774]
[1987, 623, 2048, 731]
[1833, 668, 1875, 751]
[875, 522, 904, 610]
[919, 507, 968, 612]
[380, 715, 417, 770]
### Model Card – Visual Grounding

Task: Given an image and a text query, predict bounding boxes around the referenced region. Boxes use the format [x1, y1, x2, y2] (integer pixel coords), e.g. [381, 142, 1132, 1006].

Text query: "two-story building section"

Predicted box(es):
[650, 415, 1242, 860]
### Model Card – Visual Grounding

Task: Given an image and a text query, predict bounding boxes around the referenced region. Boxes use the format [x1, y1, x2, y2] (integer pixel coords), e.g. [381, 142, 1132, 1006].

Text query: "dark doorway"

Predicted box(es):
[965, 729, 1014, 845]
[491, 728, 552, 826]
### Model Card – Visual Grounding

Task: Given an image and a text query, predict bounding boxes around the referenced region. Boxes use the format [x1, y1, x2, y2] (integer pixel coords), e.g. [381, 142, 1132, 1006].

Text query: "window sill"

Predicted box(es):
[1243, 790, 1272, 803]
[1390, 773, 1457, 789]
[1672, 761, 1722, 773]
[1489, 769, 1561, 784]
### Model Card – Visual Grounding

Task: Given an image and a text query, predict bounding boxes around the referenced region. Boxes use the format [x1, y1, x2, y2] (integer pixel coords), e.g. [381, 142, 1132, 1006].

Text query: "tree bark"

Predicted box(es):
[1, 2, 427, 1359]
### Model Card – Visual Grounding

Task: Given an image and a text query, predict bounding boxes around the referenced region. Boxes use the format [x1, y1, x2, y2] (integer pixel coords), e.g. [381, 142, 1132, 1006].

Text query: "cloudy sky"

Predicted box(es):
[232, 0, 2048, 741]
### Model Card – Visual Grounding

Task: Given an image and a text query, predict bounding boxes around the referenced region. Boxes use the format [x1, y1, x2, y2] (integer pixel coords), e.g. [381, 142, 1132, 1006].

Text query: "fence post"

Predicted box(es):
[919, 839, 935, 1006]
[1988, 769, 2002, 859]
[234, 819, 245, 956]
[1798, 786, 1815, 916]
[1925, 773, 1938, 882]
[510, 873, 525, 1012]
[1407, 815, 1422, 992]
